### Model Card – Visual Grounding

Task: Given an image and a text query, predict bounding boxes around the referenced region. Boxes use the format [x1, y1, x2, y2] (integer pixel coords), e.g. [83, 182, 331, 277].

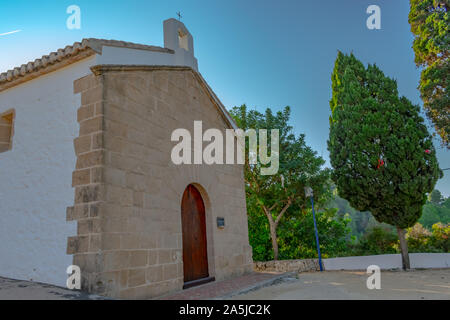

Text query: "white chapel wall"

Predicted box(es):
[0, 57, 95, 286]
[0, 18, 202, 287]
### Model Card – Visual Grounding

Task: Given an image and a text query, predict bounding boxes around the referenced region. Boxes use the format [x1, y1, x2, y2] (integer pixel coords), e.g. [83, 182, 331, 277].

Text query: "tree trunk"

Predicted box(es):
[269, 221, 279, 260]
[397, 227, 410, 270]
[262, 200, 291, 261]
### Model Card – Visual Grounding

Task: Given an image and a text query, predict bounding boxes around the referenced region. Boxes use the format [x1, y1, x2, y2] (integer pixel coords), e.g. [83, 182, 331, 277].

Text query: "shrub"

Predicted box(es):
[247, 200, 273, 261]
[350, 226, 399, 256]
[430, 223, 450, 253]
[277, 208, 351, 259]
[248, 207, 351, 261]
[406, 222, 449, 253]
[406, 223, 436, 253]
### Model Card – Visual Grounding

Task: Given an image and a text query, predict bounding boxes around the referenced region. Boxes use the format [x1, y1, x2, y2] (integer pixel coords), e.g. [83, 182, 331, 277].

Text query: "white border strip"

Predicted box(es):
[323, 253, 450, 270]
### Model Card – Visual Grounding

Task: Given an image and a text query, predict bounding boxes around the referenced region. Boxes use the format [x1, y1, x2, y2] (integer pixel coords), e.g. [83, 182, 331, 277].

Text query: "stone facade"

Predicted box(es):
[67, 65, 253, 299]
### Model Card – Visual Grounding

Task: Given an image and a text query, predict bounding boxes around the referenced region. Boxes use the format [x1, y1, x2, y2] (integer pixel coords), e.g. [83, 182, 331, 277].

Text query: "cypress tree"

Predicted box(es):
[328, 52, 442, 269]
[408, 0, 449, 148]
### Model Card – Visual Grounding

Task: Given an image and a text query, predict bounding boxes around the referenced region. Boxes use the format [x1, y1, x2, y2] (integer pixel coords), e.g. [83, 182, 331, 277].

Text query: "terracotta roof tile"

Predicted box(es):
[0, 38, 173, 91]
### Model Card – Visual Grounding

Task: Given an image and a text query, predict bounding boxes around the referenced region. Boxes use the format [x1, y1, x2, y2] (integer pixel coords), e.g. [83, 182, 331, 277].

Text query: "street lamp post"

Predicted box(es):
[305, 187, 323, 271]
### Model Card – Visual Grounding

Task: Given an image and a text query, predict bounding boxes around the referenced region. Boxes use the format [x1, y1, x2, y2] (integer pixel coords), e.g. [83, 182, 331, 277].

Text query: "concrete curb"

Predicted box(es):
[215, 272, 296, 300]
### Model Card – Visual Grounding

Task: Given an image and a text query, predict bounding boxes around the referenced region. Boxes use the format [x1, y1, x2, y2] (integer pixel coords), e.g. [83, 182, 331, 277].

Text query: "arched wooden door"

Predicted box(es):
[181, 184, 213, 288]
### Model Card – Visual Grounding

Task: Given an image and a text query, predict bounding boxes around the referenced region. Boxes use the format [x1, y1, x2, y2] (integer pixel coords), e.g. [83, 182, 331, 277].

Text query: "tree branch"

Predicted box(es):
[275, 198, 292, 226]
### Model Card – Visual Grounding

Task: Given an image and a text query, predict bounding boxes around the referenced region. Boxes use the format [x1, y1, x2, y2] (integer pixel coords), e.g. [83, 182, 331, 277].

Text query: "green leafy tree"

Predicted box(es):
[230, 105, 330, 260]
[443, 196, 450, 208]
[408, 0, 449, 148]
[356, 226, 399, 256]
[419, 204, 442, 227]
[328, 52, 442, 269]
[429, 189, 444, 204]
[248, 204, 351, 261]
[328, 193, 374, 239]
[419, 197, 450, 228]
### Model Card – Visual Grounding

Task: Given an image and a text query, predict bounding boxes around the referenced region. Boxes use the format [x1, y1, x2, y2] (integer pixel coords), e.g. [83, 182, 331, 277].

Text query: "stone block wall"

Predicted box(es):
[67, 73, 106, 293]
[68, 65, 253, 299]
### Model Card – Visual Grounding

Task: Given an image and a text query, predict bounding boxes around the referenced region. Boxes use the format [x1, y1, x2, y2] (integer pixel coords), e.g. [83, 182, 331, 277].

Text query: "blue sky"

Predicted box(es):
[1, 0, 449, 195]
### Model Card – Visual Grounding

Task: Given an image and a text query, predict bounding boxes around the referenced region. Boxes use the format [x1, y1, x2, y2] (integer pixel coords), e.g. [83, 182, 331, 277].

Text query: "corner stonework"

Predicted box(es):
[67, 73, 107, 294]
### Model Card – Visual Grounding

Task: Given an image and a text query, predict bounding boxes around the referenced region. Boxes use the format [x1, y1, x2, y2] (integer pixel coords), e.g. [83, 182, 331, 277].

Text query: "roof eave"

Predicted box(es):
[0, 38, 173, 93]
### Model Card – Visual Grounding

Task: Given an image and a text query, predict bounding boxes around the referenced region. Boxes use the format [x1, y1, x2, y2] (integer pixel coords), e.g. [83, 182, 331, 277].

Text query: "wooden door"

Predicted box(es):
[181, 184, 209, 284]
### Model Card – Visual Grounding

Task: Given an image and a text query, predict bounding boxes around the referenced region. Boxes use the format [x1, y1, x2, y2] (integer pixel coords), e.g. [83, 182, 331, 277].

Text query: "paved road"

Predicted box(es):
[0, 272, 283, 300]
[230, 269, 450, 300]
[0, 276, 106, 300]
[1, 269, 449, 300]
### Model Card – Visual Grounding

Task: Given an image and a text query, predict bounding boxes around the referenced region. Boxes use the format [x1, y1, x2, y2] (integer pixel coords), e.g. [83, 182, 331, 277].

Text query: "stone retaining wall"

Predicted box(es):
[254, 259, 320, 273]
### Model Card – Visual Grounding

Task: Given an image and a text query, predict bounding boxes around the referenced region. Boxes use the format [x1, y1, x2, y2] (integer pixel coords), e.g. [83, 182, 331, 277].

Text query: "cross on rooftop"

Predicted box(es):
[177, 12, 182, 20]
